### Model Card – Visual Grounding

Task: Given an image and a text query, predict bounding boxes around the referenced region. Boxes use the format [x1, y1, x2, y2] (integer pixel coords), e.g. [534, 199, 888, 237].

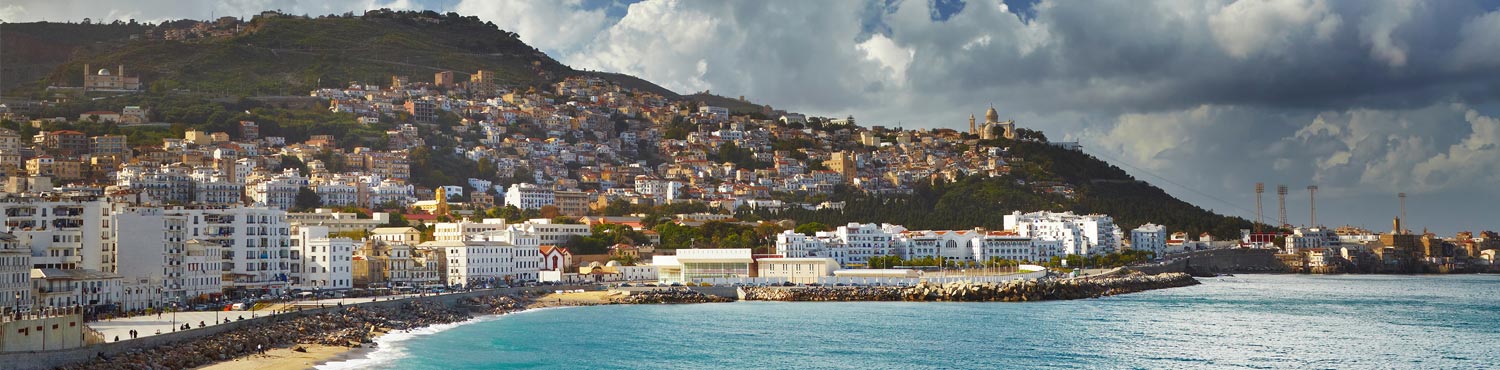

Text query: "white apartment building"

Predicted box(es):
[115, 163, 194, 204]
[0, 233, 32, 311]
[433, 219, 510, 241]
[831, 223, 896, 267]
[513, 218, 590, 246]
[1130, 223, 1167, 257]
[1005, 211, 1118, 256]
[249, 169, 307, 210]
[180, 239, 223, 302]
[171, 206, 291, 295]
[424, 240, 533, 287]
[504, 183, 554, 210]
[288, 208, 391, 234]
[367, 178, 416, 207]
[113, 207, 203, 307]
[291, 225, 354, 291]
[313, 177, 361, 207]
[0, 194, 115, 274]
[1287, 227, 1341, 254]
[973, 232, 1041, 262]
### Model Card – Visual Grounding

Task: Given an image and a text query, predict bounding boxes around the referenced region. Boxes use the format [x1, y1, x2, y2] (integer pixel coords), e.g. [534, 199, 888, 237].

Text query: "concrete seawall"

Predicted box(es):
[739, 272, 1199, 302]
[1134, 248, 1288, 276]
[0, 286, 575, 370]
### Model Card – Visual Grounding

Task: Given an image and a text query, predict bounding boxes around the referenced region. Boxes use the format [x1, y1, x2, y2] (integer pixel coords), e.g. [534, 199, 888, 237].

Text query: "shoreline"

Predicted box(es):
[56, 276, 1197, 370]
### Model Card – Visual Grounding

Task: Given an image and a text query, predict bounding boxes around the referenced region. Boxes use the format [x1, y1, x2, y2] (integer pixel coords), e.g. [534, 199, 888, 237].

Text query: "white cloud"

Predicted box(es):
[453, 0, 610, 56]
[1358, 0, 1417, 68]
[1209, 0, 1341, 58]
[855, 34, 914, 85]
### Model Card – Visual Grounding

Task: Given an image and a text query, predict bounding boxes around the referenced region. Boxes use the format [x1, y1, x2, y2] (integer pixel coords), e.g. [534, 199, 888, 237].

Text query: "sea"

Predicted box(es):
[318, 274, 1500, 369]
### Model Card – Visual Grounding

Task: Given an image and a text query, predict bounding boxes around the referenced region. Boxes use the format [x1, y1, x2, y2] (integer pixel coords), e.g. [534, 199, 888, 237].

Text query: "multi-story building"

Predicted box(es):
[0, 194, 115, 272]
[0, 233, 32, 311]
[288, 209, 392, 234]
[367, 178, 416, 207]
[425, 240, 527, 287]
[1130, 223, 1167, 257]
[113, 207, 202, 308]
[1005, 211, 1118, 256]
[512, 218, 590, 246]
[433, 219, 510, 241]
[171, 206, 291, 296]
[89, 135, 130, 159]
[404, 97, 436, 125]
[248, 169, 306, 210]
[504, 183, 554, 210]
[313, 176, 361, 207]
[553, 190, 589, 217]
[290, 225, 354, 291]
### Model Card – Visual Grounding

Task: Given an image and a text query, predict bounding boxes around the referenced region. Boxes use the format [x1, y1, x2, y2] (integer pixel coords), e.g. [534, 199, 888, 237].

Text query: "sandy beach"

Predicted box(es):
[531, 290, 617, 307]
[193, 343, 359, 370]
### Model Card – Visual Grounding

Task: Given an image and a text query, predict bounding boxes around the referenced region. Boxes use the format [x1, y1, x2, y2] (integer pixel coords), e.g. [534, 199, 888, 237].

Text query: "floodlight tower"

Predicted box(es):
[1307, 185, 1319, 227]
[1277, 185, 1289, 228]
[1255, 183, 1265, 232]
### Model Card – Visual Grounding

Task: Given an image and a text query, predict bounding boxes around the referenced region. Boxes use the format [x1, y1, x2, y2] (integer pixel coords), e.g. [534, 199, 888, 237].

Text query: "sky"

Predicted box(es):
[5, 0, 1500, 235]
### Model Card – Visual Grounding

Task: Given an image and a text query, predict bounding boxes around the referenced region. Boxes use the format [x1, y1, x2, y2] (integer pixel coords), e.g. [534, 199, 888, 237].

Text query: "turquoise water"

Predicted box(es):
[321, 275, 1500, 369]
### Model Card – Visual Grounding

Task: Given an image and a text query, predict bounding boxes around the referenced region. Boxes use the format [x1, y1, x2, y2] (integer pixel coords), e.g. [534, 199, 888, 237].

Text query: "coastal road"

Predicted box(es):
[89, 310, 262, 342]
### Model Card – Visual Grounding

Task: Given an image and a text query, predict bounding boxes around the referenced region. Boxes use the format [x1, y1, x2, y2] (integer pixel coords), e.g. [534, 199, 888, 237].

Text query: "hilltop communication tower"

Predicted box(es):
[1307, 185, 1319, 227]
[1277, 185, 1289, 228]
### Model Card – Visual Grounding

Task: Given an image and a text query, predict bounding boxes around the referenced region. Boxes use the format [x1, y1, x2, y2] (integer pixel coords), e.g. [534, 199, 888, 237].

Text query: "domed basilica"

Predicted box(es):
[969, 106, 1016, 140]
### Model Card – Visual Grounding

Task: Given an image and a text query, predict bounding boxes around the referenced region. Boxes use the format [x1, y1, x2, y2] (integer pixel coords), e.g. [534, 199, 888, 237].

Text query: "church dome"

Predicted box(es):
[606, 260, 621, 267]
[985, 106, 999, 122]
[97, 69, 111, 76]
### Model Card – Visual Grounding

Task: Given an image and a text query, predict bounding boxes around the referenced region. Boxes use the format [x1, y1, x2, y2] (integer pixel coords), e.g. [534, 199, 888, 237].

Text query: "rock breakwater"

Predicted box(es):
[741, 272, 1198, 302]
[611, 288, 734, 304]
[58, 294, 533, 370]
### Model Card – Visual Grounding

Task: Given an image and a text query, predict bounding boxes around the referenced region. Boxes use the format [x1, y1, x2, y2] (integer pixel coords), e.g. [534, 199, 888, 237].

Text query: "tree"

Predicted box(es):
[539, 205, 561, 219]
[293, 187, 321, 211]
[382, 212, 410, 227]
[794, 222, 829, 236]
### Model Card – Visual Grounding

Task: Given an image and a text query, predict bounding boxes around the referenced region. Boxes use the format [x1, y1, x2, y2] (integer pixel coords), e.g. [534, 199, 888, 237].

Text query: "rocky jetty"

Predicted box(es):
[741, 272, 1198, 302]
[58, 294, 534, 370]
[611, 288, 734, 304]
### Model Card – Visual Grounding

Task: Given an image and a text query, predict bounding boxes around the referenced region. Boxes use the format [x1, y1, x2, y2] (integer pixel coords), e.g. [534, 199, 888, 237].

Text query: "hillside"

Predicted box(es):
[743, 135, 1257, 240]
[4, 10, 675, 97]
[2, 10, 1255, 238]
[0, 21, 150, 93]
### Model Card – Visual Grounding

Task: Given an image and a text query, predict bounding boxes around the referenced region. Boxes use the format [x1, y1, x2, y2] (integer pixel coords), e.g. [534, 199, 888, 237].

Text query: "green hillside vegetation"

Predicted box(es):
[19, 10, 603, 96]
[741, 137, 1257, 239]
[685, 92, 769, 115]
[0, 21, 150, 92]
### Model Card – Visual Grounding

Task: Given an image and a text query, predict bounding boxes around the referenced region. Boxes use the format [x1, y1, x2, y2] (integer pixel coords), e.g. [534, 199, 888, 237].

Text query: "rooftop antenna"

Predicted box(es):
[1254, 183, 1264, 232]
[1398, 192, 1407, 231]
[1307, 185, 1318, 227]
[1277, 185, 1289, 228]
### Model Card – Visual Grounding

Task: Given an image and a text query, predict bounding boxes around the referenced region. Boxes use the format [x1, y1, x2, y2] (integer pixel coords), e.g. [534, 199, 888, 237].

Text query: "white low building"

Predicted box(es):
[655, 248, 753, 283]
[756, 257, 840, 284]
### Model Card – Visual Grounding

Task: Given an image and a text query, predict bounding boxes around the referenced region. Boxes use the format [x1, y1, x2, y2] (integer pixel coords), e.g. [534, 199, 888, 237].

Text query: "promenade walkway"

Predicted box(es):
[89, 310, 258, 343]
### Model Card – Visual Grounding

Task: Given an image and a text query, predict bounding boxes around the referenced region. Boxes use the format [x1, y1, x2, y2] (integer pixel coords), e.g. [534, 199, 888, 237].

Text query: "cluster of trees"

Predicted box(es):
[866, 255, 1026, 269]
[1043, 250, 1156, 269]
[711, 142, 769, 170]
[561, 223, 650, 255]
[652, 221, 785, 253]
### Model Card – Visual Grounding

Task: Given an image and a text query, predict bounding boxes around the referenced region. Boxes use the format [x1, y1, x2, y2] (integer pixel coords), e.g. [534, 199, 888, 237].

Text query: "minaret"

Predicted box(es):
[969, 114, 976, 135]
